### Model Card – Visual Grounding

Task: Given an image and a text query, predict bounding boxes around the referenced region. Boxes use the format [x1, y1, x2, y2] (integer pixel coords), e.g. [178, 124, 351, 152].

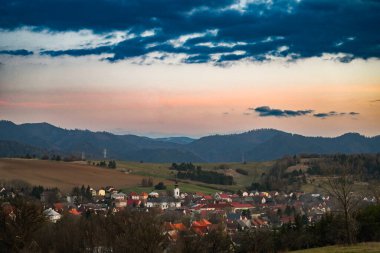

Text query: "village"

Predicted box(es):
[1, 180, 377, 244]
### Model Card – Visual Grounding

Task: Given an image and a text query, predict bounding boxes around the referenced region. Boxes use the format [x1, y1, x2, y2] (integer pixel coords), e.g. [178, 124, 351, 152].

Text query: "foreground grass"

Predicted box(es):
[291, 242, 380, 253]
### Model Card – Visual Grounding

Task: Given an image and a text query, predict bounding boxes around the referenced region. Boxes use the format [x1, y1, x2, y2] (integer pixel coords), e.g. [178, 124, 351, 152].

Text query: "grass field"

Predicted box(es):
[0, 158, 273, 194]
[0, 158, 155, 193]
[116, 160, 272, 192]
[291, 242, 380, 253]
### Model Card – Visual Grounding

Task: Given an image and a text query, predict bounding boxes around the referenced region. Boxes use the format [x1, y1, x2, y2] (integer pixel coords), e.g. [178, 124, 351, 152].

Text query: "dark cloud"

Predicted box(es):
[1, 0, 380, 63]
[0, 49, 33, 56]
[250, 107, 360, 119]
[251, 106, 313, 117]
[313, 111, 359, 118]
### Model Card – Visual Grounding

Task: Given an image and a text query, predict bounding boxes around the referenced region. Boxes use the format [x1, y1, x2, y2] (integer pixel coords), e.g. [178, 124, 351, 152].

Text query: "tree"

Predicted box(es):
[0, 198, 46, 252]
[236, 228, 274, 253]
[108, 160, 116, 169]
[155, 182, 166, 190]
[323, 172, 360, 245]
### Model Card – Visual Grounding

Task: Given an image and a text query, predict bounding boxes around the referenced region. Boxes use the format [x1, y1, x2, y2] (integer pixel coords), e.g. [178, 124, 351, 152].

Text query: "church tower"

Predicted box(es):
[173, 182, 180, 199]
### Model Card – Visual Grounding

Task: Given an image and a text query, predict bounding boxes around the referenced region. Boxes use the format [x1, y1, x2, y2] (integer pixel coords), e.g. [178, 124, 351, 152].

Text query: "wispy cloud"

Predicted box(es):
[0, 49, 33, 56]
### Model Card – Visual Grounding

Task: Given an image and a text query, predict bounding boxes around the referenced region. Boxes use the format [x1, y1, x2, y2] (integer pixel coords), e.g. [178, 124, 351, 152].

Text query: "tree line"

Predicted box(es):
[170, 163, 234, 185]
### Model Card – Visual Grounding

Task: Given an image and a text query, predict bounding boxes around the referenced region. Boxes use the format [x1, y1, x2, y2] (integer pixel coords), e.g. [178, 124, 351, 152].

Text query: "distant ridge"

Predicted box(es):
[0, 120, 379, 162]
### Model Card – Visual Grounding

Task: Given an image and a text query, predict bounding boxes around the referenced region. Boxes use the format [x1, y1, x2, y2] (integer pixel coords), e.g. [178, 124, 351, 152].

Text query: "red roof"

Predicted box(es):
[231, 203, 253, 208]
[219, 193, 230, 199]
[202, 203, 232, 209]
[54, 202, 64, 211]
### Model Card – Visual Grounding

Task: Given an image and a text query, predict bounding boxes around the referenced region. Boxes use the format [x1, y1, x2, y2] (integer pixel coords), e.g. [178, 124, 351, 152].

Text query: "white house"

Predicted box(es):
[146, 197, 181, 210]
[43, 208, 61, 223]
[111, 192, 127, 200]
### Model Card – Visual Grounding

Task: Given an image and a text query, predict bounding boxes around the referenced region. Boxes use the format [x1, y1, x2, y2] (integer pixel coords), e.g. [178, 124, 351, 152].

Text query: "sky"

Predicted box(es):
[0, 0, 379, 138]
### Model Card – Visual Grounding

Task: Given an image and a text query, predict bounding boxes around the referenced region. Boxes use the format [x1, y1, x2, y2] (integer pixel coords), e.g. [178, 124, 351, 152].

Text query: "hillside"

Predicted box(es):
[1, 120, 380, 162]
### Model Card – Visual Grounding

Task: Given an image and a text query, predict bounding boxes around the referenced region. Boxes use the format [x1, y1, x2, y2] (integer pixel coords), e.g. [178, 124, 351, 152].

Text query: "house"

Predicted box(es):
[98, 189, 106, 196]
[251, 217, 268, 228]
[111, 192, 127, 200]
[68, 208, 81, 216]
[90, 188, 97, 197]
[43, 208, 61, 223]
[130, 192, 139, 200]
[165, 222, 187, 241]
[237, 219, 251, 231]
[140, 192, 148, 200]
[146, 197, 181, 210]
[231, 202, 253, 212]
[191, 219, 211, 236]
[148, 192, 159, 198]
[214, 193, 232, 202]
[199, 203, 232, 211]
[53, 202, 64, 213]
[114, 200, 127, 208]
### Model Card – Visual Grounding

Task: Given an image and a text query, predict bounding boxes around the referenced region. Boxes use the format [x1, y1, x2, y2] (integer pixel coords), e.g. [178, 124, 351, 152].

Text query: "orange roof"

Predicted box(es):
[192, 219, 211, 227]
[140, 192, 148, 196]
[68, 208, 81, 216]
[172, 223, 186, 231]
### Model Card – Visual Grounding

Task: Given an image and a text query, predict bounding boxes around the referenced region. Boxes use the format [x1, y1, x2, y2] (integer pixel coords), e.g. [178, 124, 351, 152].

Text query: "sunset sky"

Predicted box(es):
[0, 0, 379, 137]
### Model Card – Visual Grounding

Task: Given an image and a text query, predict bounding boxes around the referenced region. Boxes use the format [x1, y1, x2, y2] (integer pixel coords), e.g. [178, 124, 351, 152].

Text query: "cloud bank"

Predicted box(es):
[0, 0, 379, 64]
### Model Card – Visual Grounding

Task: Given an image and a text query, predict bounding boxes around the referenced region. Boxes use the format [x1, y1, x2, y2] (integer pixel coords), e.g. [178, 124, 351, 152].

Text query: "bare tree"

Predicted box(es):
[323, 171, 361, 245]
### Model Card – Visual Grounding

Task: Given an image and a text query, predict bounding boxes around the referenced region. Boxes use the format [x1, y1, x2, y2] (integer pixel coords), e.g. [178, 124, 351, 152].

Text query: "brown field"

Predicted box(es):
[0, 158, 165, 193]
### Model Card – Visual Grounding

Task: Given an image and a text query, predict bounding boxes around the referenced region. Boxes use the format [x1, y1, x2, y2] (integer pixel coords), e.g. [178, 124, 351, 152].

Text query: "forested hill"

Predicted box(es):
[1, 120, 379, 162]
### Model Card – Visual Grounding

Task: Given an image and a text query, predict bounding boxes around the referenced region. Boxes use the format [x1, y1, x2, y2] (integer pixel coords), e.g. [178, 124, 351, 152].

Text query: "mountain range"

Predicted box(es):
[0, 120, 379, 162]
